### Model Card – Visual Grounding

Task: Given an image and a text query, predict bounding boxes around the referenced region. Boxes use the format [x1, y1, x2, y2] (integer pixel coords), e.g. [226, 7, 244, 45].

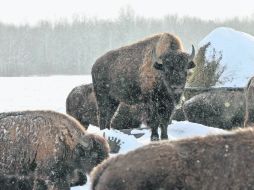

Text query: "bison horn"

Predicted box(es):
[79, 137, 92, 149]
[188, 45, 195, 62]
[152, 48, 162, 65]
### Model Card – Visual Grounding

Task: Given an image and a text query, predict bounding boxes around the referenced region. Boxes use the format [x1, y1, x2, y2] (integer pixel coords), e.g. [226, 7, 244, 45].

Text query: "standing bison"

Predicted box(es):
[90, 127, 254, 190]
[183, 89, 245, 129]
[0, 110, 109, 190]
[92, 33, 195, 140]
[244, 76, 254, 127]
[66, 83, 143, 130]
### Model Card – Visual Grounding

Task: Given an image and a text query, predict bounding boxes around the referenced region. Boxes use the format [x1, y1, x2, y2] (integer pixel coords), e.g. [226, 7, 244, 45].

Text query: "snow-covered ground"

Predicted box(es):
[0, 75, 92, 113]
[0, 75, 229, 190]
[199, 27, 254, 87]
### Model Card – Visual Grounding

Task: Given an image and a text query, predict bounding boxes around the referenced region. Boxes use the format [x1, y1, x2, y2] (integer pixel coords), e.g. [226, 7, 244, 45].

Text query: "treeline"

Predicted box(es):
[0, 7, 253, 76]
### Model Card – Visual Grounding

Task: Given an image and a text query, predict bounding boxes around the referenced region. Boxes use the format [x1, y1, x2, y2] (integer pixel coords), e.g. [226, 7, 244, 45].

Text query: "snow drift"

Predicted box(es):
[199, 27, 254, 87]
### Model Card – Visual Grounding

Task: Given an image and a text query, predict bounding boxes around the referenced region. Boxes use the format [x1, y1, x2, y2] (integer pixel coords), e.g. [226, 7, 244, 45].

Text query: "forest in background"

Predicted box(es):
[0, 7, 254, 76]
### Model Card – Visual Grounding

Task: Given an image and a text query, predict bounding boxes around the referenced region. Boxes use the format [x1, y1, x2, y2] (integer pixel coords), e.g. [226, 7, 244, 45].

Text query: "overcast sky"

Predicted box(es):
[1, 0, 254, 25]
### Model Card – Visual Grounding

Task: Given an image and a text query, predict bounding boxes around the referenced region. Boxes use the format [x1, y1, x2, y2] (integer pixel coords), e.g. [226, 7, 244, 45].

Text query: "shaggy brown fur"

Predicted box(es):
[244, 76, 254, 127]
[66, 83, 98, 129]
[66, 83, 143, 130]
[90, 127, 254, 190]
[92, 33, 195, 140]
[183, 89, 245, 129]
[110, 102, 144, 130]
[0, 110, 109, 190]
[139, 34, 183, 92]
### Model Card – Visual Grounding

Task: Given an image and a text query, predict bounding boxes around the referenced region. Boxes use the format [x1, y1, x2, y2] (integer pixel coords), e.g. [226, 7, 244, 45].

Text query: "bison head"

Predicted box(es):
[67, 134, 109, 186]
[73, 133, 109, 172]
[153, 45, 195, 102]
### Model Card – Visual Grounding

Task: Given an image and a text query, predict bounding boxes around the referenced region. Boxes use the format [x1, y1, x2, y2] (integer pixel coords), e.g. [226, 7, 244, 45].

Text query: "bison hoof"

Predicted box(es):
[151, 136, 159, 141]
[161, 134, 168, 140]
[34, 179, 47, 190]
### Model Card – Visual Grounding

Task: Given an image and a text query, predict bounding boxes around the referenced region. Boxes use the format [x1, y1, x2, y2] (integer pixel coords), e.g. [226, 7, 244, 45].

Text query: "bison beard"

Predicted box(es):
[92, 33, 195, 140]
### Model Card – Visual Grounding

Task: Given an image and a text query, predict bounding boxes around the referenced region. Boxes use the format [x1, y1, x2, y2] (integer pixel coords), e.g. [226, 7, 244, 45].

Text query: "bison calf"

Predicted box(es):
[66, 83, 98, 129]
[66, 83, 143, 130]
[91, 127, 254, 190]
[0, 110, 109, 190]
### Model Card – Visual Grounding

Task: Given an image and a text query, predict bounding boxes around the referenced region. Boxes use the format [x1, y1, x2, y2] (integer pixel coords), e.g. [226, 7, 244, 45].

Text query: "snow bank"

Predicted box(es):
[199, 27, 254, 87]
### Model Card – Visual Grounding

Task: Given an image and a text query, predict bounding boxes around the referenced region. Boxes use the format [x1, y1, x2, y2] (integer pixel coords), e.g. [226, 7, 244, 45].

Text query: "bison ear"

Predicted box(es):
[187, 61, 196, 69]
[151, 47, 164, 71]
[153, 62, 164, 71]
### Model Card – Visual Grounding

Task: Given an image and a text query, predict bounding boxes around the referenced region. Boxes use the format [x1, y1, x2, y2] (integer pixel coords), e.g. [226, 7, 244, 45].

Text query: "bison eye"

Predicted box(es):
[187, 61, 196, 69]
[153, 62, 164, 71]
[75, 144, 87, 157]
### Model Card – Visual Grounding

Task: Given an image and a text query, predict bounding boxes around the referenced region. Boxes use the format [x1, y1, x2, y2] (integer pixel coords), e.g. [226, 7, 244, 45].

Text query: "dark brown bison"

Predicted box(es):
[244, 76, 254, 127]
[90, 127, 254, 190]
[110, 102, 144, 130]
[0, 110, 109, 190]
[66, 83, 98, 129]
[92, 33, 195, 140]
[183, 89, 245, 129]
[66, 83, 143, 130]
[171, 106, 186, 121]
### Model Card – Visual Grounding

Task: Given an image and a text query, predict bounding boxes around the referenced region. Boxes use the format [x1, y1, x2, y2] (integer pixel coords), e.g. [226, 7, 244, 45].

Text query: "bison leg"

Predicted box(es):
[33, 178, 48, 190]
[70, 169, 87, 187]
[245, 96, 254, 127]
[92, 75, 120, 129]
[147, 106, 167, 141]
[96, 93, 120, 129]
[150, 126, 159, 141]
[160, 123, 169, 140]
[159, 115, 172, 140]
[147, 116, 160, 141]
[92, 66, 120, 129]
[48, 181, 69, 190]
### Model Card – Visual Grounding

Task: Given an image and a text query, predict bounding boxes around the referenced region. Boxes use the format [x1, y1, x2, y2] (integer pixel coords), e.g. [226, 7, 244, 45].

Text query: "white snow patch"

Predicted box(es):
[0, 75, 91, 113]
[199, 27, 254, 87]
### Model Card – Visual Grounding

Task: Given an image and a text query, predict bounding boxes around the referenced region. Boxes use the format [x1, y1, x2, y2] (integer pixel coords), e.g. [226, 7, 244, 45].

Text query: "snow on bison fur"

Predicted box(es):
[0, 110, 109, 190]
[183, 89, 245, 129]
[92, 33, 195, 140]
[90, 127, 254, 190]
[244, 76, 254, 127]
[66, 83, 143, 130]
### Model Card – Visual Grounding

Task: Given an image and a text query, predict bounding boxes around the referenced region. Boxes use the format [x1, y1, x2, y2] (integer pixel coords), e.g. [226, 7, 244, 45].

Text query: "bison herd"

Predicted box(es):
[1, 33, 254, 189]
